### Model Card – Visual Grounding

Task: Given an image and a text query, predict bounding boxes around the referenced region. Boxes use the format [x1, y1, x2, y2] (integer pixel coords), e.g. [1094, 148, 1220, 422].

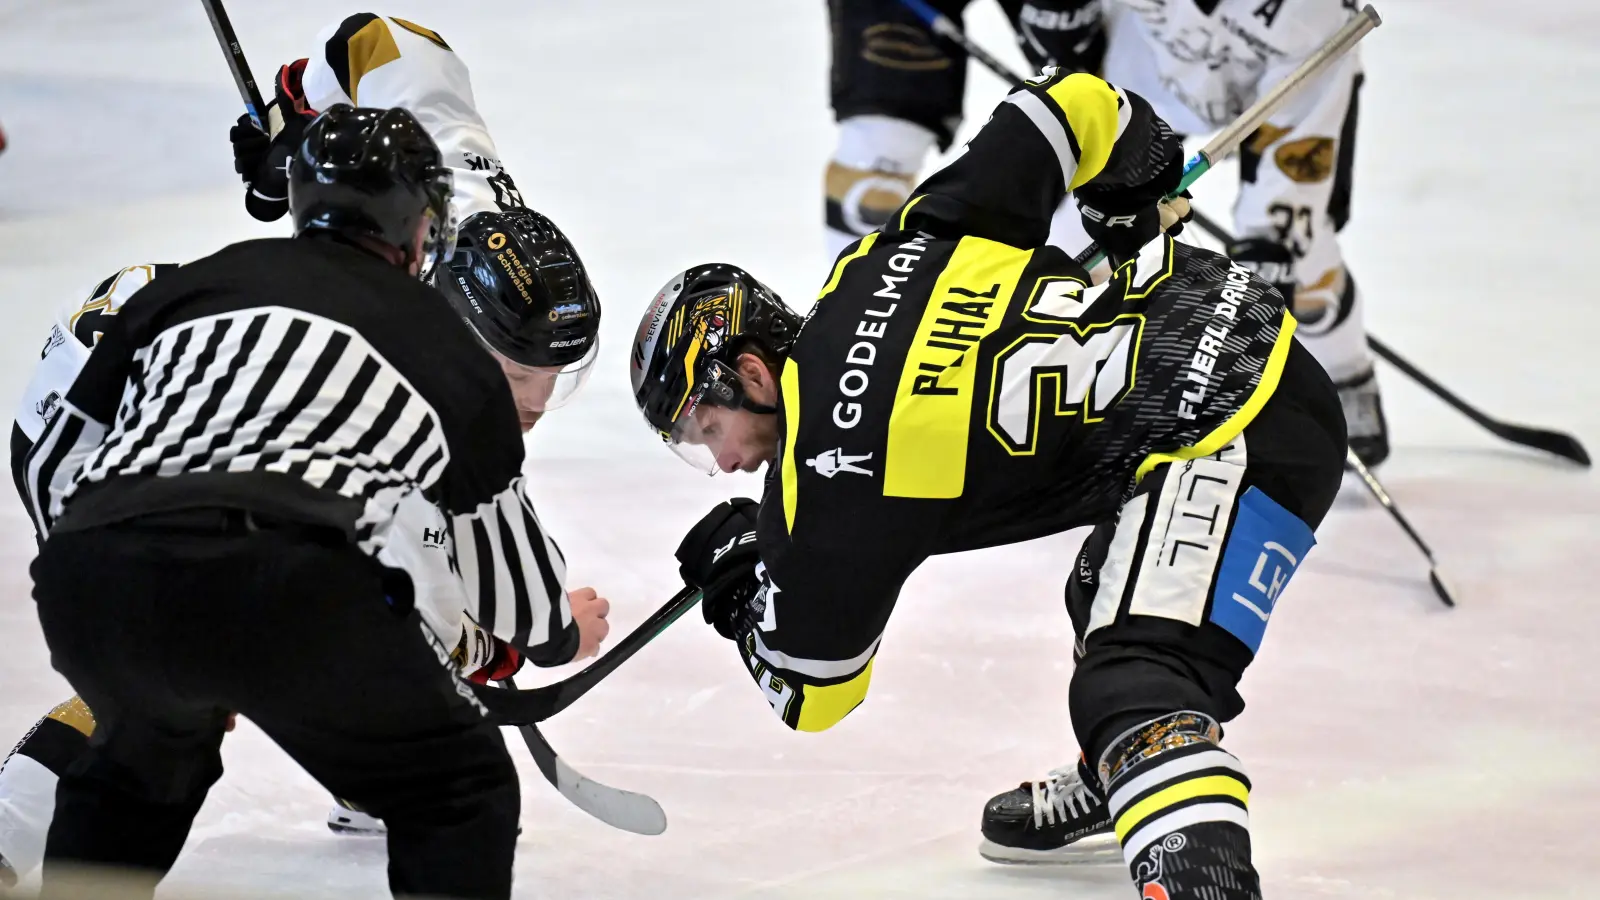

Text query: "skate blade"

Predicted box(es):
[978, 833, 1123, 866]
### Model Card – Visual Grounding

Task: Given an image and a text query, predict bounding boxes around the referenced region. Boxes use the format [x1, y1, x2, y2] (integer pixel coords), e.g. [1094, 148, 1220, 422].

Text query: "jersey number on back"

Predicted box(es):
[985, 277, 1143, 455]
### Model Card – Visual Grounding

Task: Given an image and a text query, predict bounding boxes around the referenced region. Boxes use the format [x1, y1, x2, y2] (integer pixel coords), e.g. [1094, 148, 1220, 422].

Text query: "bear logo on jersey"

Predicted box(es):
[1273, 136, 1336, 184]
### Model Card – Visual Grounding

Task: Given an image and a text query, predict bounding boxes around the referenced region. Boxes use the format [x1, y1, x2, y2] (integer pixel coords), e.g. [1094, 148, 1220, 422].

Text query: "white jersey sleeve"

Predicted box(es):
[375, 486, 479, 657]
[13, 266, 168, 447]
[299, 13, 526, 221]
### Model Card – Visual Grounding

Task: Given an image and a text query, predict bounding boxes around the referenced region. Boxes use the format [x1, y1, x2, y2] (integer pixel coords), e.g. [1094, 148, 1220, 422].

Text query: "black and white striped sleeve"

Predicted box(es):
[446, 474, 576, 665]
[435, 390, 578, 667]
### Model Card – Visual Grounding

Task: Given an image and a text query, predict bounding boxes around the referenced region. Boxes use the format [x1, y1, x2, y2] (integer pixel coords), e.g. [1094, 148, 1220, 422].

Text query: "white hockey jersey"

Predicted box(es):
[10, 265, 491, 672]
[1102, 0, 1369, 377]
[299, 13, 526, 223]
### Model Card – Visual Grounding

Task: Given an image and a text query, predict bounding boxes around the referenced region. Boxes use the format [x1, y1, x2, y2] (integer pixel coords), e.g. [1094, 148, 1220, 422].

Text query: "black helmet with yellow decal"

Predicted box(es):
[630, 264, 802, 473]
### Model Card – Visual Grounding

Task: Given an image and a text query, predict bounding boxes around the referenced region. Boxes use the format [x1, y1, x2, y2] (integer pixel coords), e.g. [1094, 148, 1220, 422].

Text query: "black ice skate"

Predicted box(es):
[1337, 367, 1389, 467]
[0, 850, 16, 889]
[979, 759, 1121, 864]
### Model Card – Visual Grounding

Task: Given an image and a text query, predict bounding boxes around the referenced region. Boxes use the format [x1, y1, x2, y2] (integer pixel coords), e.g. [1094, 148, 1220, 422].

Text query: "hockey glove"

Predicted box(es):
[230, 59, 316, 222]
[451, 618, 526, 684]
[676, 498, 762, 641]
[1077, 147, 1190, 268]
[1225, 236, 1297, 307]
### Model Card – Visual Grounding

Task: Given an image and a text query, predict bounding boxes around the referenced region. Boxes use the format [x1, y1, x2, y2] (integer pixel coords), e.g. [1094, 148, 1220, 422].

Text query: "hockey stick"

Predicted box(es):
[499, 678, 668, 835]
[895, 0, 1028, 89]
[1081, 6, 1381, 270]
[893, 0, 1382, 272]
[1343, 449, 1455, 608]
[471, 586, 703, 725]
[198, 0, 282, 135]
[1184, 207, 1591, 467]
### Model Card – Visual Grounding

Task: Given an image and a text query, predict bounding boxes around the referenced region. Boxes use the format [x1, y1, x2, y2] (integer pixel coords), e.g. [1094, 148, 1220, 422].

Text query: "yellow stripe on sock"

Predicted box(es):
[1114, 774, 1249, 843]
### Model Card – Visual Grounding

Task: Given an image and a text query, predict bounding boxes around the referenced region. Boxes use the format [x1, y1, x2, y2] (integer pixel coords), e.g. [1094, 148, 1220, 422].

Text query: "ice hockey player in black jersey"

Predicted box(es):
[632, 69, 1346, 900]
[23, 106, 592, 900]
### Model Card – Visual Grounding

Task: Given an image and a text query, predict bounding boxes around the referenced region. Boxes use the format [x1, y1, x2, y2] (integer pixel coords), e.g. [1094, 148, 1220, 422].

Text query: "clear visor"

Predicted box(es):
[415, 171, 458, 283]
[664, 392, 725, 476]
[494, 340, 599, 415]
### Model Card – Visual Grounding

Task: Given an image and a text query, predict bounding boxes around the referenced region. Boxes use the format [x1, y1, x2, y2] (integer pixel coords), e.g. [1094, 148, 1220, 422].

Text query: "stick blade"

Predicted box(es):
[1428, 569, 1457, 608]
[1488, 423, 1591, 467]
[552, 755, 668, 835]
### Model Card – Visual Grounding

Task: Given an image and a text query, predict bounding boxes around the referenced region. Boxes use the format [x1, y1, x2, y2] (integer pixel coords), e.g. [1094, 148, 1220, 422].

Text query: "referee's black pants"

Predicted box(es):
[30, 515, 520, 900]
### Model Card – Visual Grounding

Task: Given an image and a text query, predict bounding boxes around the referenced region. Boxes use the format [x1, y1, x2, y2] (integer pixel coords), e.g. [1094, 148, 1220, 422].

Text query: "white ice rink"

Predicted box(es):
[1, 1, 1597, 897]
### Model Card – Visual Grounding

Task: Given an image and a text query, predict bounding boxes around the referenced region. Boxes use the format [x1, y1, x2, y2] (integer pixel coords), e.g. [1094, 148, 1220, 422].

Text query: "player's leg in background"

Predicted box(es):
[1067, 341, 1345, 898]
[993, 1, 1110, 259]
[823, 0, 968, 259]
[1232, 55, 1386, 464]
[0, 697, 95, 887]
[993, 0, 1105, 75]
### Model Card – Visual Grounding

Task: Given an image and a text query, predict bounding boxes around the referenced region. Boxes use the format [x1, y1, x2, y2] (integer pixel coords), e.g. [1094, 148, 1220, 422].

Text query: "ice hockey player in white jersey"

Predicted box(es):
[822, 0, 1386, 469]
[231, 12, 526, 226]
[0, 15, 604, 883]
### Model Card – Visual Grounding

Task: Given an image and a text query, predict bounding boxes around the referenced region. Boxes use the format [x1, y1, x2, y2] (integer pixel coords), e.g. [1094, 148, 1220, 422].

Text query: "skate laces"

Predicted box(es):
[1030, 765, 1099, 829]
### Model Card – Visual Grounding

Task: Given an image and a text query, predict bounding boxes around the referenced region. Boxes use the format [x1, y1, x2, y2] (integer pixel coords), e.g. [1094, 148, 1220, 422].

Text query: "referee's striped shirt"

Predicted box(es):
[23, 240, 577, 663]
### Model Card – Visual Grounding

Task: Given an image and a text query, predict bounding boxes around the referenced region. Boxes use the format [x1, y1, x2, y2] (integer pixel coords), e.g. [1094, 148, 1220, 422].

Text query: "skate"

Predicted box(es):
[0, 850, 15, 889]
[978, 759, 1121, 864]
[1337, 367, 1389, 467]
[326, 798, 385, 836]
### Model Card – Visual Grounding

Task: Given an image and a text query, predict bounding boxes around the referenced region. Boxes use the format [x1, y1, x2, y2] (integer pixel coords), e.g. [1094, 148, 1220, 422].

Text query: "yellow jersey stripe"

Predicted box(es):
[1134, 309, 1298, 482]
[781, 360, 802, 531]
[817, 232, 877, 302]
[46, 695, 96, 737]
[897, 194, 926, 232]
[389, 17, 450, 51]
[1114, 774, 1250, 842]
[884, 238, 1030, 498]
[1044, 74, 1123, 190]
[795, 659, 875, 732]
[345, 17, 402, 105]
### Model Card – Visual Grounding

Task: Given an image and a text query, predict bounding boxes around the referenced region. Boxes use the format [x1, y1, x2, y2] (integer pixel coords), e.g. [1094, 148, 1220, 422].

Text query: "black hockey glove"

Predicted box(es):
[230, 60, 316, 223]
[1077, 148, 1190, 268]
[1225, 236, 1297, 307]
[675, 498, 762, 641]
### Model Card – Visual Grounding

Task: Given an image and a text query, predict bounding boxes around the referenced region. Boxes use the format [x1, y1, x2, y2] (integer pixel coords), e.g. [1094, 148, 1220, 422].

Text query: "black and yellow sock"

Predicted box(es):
[1099, 712, 1261, 900]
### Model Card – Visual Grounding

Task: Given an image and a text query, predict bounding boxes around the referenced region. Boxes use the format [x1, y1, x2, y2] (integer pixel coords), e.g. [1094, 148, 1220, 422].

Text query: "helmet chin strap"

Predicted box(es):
[739, 397, 777, 415]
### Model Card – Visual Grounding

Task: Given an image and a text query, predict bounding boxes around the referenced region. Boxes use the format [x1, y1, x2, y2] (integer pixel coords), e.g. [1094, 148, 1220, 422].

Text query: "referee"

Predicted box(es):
[26, 105, 575, 900]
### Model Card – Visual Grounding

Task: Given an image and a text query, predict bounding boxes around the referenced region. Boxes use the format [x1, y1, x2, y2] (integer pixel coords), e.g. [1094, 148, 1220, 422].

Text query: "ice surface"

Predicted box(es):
[0, 1, 1596, 897]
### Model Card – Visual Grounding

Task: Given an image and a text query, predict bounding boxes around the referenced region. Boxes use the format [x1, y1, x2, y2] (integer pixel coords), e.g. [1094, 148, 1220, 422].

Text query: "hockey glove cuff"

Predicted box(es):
[1224, 236, 1297, 307]
[1077, 147, 1187, 268]
[230, 60, 316, 223]
[676, 498, 762, 641]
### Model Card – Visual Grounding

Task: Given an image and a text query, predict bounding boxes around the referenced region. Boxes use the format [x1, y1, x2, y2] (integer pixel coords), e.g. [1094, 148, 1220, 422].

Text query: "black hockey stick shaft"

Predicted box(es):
[1366, 337, 1589, 466]
[472, 586, 702, 725]
[1344, 449, 1455, 608]
[1187, 208, 1591, 467]
[896, 0, 1029, 88]
[199, 0, 267, 127]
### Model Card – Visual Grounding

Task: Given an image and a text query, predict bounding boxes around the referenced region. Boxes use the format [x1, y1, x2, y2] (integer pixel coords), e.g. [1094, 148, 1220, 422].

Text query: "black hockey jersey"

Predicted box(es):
[23, 237, 577, 664]
[739, 71, 1299, 731]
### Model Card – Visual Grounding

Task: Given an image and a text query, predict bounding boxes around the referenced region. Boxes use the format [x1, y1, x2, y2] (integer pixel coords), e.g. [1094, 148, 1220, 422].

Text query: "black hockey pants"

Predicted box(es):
[31, 512, 519, 900]
[1066, 338, 1348, 768]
